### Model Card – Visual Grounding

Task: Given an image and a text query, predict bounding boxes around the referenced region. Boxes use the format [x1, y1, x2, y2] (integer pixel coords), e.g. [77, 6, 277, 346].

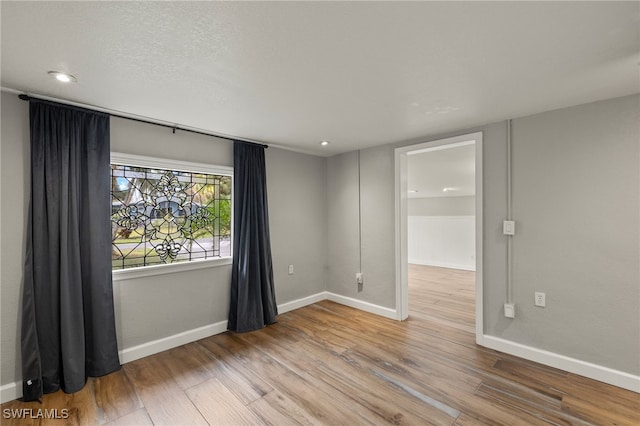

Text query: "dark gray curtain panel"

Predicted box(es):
[21, 99, 120, 402]
[228, 141, 277, 332]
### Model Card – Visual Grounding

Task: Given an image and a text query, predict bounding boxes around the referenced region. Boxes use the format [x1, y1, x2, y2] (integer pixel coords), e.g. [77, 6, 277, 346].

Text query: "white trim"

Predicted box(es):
[4, 327, 636, 404]
[394, 151, 409, 320]
[4, 290, 637, 403]
[0, 321, 235, 404]
[406, 139, 476, 156]
[116, 291, 389, 367]
[474, 135, 484, 345]
[113, 257, 232, 281]
[394, 132, 484, 334]
[118, 291, 328, 364]
[326, 292, 397, 320]
[482, 335, 640, 394]
[278, 292, 327, 314]
[118, 320, 228, 364]
[110, 152, 233, 176]
[0, 383, 20, 405]
[0, 291, 329, 403]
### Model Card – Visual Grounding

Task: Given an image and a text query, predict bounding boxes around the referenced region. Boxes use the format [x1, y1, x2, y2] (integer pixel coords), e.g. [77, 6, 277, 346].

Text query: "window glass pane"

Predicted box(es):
[110, 163, 231, 270]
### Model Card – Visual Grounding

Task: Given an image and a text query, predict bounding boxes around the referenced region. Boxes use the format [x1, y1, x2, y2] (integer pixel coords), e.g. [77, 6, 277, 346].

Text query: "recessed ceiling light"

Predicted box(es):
[320, 141, 330, 146]
[442, 187, 459, 192]
[48, 71, 77, 83]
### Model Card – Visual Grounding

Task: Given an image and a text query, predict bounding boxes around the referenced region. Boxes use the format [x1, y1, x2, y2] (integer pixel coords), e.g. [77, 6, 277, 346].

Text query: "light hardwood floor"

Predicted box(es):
[2, 264, 638, 425]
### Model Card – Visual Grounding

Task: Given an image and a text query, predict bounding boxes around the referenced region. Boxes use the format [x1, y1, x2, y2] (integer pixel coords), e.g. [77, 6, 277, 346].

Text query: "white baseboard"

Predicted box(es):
[1, 382, 20, 405]
[119, 291, 329, 365]
[0, 289, 393, 403]
[118, 320, 229, 364]
[482, 335, 640, 394]
[0, 321, 232, 403]
[18, 293, 636, 403]
[278, 292, 327, 315]
[325, 292, 398, 320]
[0, 291, 329, 404]
[118, 290, 390, 361]
[408, 259, 476, 272]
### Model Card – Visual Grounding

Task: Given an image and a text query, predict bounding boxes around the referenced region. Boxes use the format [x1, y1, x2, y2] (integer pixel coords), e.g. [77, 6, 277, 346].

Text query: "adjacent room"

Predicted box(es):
[1, 2, 638, 425]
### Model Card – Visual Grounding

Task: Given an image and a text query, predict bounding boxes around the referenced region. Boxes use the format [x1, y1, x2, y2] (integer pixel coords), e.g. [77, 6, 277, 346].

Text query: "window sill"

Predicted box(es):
[112, 257, 232, 281]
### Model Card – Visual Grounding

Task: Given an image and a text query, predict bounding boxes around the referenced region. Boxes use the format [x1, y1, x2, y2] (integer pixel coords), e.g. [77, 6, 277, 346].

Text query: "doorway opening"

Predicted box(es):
[395, 132, 483, 344]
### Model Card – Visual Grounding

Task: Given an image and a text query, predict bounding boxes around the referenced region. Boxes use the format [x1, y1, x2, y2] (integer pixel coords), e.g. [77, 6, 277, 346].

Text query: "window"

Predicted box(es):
[110, 153, 232, 271]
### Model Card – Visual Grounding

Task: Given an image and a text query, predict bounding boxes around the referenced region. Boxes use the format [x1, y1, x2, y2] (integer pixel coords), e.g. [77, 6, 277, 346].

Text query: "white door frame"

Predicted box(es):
[394, 132, 484, 345]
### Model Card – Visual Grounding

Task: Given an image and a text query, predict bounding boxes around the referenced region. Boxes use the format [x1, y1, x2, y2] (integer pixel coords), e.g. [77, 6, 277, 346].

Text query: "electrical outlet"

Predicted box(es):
[503, 220, 515, 236]
[535, 292, 546, 307]
[288, 264, 294, 275]
[504, 303, 515, 318]
[356, 272, 363, 285]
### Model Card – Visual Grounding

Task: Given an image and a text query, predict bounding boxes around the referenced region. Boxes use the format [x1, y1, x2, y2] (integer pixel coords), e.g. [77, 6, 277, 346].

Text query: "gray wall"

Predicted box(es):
[326, 148, 396, 307]
[326, 152, 361, 300]
[0, 92, 327, 389]
[361, 147, 396, 307]
[1, 93, 29, 389]
[327, 94, 639, 375]
[502, 96, 639, 371]
[408, 196, 475, 216]
[266, 147, 327, 303]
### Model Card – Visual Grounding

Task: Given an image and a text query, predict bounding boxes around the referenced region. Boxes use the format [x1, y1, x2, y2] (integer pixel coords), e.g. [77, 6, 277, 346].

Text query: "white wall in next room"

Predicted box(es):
[408, 196, 475, 271]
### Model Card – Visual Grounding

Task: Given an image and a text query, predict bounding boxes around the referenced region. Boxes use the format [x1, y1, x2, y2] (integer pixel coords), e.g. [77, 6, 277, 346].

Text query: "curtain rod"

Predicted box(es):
[17, 93, 269, 149]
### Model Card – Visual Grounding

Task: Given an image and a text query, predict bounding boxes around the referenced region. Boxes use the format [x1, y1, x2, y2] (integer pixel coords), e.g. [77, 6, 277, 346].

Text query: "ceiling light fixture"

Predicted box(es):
[442, 187, 459, 192]
[320, 140, 330, 146]
[408, 189, 418, 193]
[48, 71, 77, 83]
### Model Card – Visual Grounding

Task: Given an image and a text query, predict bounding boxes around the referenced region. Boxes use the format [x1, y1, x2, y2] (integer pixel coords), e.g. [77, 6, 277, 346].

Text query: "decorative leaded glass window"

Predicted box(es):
[110, 154, 232, 270]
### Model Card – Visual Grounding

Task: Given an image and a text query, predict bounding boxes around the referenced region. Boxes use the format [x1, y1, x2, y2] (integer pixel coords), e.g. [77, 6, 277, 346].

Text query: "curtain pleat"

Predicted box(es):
[228, 142, 277, 332]
[21, 99, 120, 401]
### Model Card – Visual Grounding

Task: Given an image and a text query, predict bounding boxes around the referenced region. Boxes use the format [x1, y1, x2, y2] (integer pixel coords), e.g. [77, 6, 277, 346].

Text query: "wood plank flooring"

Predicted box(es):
[2, 264, 638, 425]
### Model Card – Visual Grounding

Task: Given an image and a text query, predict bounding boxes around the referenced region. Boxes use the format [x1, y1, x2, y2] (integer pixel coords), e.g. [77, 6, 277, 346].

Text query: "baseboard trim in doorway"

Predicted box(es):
[482, 335, 640, 393]
[407, 259, 476, 272]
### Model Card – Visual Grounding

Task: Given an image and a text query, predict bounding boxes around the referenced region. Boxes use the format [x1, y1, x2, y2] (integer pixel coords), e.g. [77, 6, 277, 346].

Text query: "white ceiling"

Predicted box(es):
[408, 143, 475, 198]
[1, 2, 638, 156]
